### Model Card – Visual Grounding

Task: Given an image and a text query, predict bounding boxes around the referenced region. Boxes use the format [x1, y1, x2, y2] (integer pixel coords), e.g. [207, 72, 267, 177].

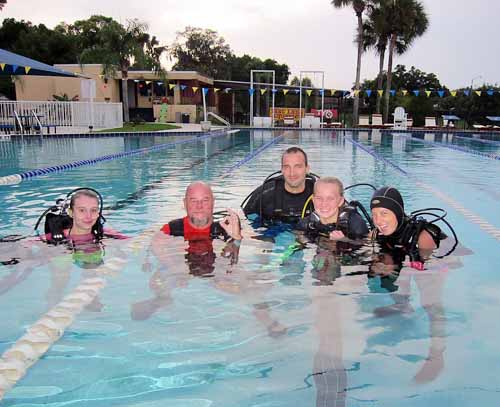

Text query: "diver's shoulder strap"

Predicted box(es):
[168, 218, 185, 237]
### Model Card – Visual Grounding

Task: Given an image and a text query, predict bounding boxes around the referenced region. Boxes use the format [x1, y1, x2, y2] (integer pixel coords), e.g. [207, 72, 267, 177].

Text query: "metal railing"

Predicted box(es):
[208, 111, 230, 127]
[0, 101, 123, 131]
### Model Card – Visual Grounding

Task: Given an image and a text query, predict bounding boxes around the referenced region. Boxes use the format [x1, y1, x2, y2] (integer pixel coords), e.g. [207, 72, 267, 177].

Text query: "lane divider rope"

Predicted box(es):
[0, 130, 230, 186]
[345, 136, 500, 242]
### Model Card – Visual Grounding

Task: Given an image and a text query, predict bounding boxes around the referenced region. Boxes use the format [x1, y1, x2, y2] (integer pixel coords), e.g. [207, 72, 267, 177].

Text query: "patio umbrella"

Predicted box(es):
[0, 48, 80, 77]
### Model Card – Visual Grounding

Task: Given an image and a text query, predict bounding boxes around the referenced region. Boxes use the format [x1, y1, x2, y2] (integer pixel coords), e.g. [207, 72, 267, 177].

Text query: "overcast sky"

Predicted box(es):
[2, 0, 498, 89]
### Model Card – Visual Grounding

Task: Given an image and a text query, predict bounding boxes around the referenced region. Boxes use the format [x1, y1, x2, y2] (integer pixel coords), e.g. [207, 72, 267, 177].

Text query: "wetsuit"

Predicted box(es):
[242, 175, 316, 223]
[296, 204, 369, 240]
[160, 216, 228, 241]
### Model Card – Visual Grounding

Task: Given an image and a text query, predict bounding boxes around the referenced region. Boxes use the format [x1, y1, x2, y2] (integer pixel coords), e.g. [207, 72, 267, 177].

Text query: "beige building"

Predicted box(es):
[14, 64, 218, 123]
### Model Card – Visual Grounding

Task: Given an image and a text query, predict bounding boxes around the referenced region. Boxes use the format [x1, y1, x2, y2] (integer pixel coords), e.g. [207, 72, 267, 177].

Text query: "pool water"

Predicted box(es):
[0, 129, 499, 406]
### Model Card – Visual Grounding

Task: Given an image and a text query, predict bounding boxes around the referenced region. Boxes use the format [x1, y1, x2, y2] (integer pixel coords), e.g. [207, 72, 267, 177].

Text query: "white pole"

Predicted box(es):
[299, 72, 303, 127]
[202, 88, 207, 122]
[321, 73, 325, 129]
[272, 71, 275, 128]
[250, 70, 254, 127]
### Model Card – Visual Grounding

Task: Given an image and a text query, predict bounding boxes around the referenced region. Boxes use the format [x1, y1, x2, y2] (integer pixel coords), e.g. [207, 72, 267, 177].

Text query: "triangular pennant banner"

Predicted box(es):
[413, 90, 420, 96]
[450, 91, 457, 97]
[202, 88, 209, 95]
[390, 89, 396, 96]
[11, 64, 18, 73]
[319, 89, 324, 96]
[463, 90, 470, 96]
[0, 63, 5, 71]
[224, 88, 231, 93]
[343, 90, 350, 97]
[330, 89, 336, 96]
[365, 90, 372, 97]
[294, 89, 300, 94]
[353, 90, 360, 97]
[214, 88, 220, 93]
[475, 91, 481, 96]
[169, 84, 176, 90]
[192, 87, 199, 93]
[283, 89, 289, 95]
[487, 89, 494, 96]
[180, 85, 187, 90]
[272, 88, 277, 94]
[377, 90, 384, 97]
[24, 66, 31, 74]
[306, 89, 313, 96]
[437, 90, 445, 98]
[145, 80, 151, 85]
[260, 89, 266, 95]
[425, 90, 432, 97]
[248, 88, 255, 96]
[402, 90, 408, 96]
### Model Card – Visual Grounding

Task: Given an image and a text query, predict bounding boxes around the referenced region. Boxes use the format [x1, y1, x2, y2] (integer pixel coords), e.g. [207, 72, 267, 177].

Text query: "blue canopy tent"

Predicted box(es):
[441, 114, 461, 128]
[0, 48, 80, 77]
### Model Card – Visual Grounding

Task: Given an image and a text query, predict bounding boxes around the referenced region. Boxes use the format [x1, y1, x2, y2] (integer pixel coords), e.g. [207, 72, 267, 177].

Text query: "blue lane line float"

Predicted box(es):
[0, 130, 229, 186]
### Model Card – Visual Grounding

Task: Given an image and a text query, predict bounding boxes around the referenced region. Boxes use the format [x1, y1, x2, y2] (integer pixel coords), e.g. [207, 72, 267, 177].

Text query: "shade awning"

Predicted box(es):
[0, 48, 79, 77]
[486, 116, 500, 122]
[442, 115, 461, 121]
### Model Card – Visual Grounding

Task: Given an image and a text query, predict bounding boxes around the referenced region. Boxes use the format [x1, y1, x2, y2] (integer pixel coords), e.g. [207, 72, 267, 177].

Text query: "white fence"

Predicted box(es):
[0, 101, 123, 130]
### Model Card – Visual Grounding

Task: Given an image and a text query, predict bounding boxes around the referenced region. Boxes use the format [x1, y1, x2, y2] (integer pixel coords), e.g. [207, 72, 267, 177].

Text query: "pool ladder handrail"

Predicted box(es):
[208, 111, 230, 128]
[13, 111, 24, 134]
[31, 110, 43, 136]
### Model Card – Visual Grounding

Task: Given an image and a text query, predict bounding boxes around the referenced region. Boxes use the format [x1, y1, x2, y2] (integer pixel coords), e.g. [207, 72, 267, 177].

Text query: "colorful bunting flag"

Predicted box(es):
[319, 89, 324, 96]
[24, 66, 31, 74]
[425, 90, 432, 97]
[169, 84, 176, 90]
[202, 88, 208, 95]
[224, 88, 231, 93]
[463, 90, 470, 96]
[145, 80, 151, 85]
[306, 89, 313, 96]
[438, 90, 445, 98]
[180, 85, 187, 91]
[0, 63, 5, 71]
[283, 89, 289, 95]
[402, 90, 408, 96]
[192, 87, 199, 93]
[294, 89, 300, 94]
[214, 88, 220, 93]
[353, 90, 360, 97]
[330, 89, 336, 96]
[343, 91, 350, 97]
[272, 89, 277, 94]
[11, 65, 18, 73]
[390, 89, 396, 96]
[487, 89, 494, 96]
[475, 91, 481, 96]
[450, 91, 457, 97]
[413, 90, 420, 96]
[157, 82, 163, 85]
[260, 89, 266, 95]
[365, 90, 372, 97]
[377, 90, 384, 97]
[248, 88, 255, 96]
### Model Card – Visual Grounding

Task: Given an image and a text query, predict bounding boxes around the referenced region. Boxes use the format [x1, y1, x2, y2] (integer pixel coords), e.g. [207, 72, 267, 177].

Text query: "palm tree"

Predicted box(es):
[363, 1, 410, 114]
[382, 0, 428, 122]
[331, 0, 369, 126]
[80, 19, 166, 122]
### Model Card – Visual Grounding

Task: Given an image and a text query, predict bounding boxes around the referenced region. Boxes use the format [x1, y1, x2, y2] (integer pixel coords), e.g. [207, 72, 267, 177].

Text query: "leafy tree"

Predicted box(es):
[381, 0, 428, 122]
[331, 0, 370, 126]
[361, 65, 444, 125]
[170, 27, 234, 79]
[76, 17, 166, 122]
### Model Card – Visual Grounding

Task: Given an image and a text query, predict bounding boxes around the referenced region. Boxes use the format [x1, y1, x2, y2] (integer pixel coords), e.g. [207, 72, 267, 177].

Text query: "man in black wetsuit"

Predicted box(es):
[242, 146, 316, 223]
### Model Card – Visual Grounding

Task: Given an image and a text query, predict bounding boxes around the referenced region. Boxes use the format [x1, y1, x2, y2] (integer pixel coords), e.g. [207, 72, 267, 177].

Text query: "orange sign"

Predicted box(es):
[270, 107, 305, 121]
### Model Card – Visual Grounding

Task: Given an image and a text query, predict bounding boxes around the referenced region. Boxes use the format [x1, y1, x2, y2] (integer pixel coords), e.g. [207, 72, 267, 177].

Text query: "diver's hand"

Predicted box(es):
[219, 208, 242, 240]
[221, 240, 240, 265]
[329, 230, 345, 241]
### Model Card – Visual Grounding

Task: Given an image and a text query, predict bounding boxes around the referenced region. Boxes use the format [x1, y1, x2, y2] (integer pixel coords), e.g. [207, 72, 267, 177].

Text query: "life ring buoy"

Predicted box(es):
[324, 110, 333, 120]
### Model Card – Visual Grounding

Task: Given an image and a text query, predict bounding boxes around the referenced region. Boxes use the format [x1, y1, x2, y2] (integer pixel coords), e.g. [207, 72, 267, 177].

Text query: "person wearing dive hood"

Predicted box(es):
[242, 146, 316, 223]
[370, 186, 444, 267]
[297, 177, 369, 242]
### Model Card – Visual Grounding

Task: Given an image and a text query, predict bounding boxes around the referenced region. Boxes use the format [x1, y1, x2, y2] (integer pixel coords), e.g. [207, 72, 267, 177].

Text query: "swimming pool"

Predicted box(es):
[0, 129, 499, 406]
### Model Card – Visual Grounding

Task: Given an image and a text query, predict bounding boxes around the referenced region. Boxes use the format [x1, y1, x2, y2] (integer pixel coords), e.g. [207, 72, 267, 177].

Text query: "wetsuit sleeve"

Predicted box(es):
[242, 185, 263, 216]
[160, 224, 171, 235]
[348, 213, 369, 239]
